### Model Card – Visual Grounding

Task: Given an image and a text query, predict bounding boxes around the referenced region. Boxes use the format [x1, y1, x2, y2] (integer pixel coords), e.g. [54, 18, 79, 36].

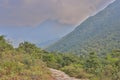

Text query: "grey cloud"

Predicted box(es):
[0, 0, 113, 26]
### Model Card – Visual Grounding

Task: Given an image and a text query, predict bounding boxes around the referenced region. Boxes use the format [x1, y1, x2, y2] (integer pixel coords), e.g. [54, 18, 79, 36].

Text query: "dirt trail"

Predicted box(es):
[49, 68, 87, 80]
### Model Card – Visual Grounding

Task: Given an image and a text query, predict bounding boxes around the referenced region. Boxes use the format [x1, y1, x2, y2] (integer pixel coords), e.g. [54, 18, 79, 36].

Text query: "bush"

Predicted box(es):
[61, 64, 93, 79]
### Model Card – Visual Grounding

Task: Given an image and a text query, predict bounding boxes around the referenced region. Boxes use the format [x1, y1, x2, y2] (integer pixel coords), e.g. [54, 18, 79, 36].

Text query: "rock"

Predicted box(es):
[49, 68, 88, 80]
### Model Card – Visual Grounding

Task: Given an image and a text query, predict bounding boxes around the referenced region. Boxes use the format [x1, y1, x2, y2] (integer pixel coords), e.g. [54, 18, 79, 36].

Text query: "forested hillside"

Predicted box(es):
[0, 35, 120, 80]
[47, 0, 120, 55]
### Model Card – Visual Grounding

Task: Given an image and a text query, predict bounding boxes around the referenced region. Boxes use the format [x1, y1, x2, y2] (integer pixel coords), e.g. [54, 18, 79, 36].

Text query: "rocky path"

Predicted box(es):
[49, 68, 87, 80]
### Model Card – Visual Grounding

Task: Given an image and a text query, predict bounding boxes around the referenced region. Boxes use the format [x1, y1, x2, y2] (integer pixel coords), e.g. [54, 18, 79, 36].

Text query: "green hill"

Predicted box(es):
[47, 0, 120, 55]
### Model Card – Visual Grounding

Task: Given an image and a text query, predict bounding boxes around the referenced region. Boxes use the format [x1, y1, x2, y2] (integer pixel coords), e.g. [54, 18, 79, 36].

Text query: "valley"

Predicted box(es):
[0, 0, 120, 80]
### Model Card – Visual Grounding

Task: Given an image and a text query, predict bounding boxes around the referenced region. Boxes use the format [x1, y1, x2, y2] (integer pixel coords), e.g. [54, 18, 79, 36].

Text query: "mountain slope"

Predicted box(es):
[47, 0, 120, 55]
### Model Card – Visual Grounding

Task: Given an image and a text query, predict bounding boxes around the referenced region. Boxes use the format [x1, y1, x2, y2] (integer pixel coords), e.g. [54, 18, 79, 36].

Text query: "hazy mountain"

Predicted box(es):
[37, 38, 59, 48]
[47, 0, 120, 55]
[0, 20, 73, 47]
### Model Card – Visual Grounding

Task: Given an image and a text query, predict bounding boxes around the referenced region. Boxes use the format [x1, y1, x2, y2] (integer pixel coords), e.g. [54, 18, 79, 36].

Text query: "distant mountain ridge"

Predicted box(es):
[47, 0, 120, 55]
[37, 38, 59, 48]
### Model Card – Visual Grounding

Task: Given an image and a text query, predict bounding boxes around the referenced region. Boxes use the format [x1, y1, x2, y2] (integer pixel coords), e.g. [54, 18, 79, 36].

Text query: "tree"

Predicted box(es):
[17, 41, 42, 59]
[0, 35, 13, 52]
[104, 50, 120, 80]
[84, 52, 102, 76]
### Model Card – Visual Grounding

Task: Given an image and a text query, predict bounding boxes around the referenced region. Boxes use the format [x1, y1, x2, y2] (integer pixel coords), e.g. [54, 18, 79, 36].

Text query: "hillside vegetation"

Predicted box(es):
[0, 35, 120, 80]
[47, 0, 120, 55]
[0, 35, 54, 80]
[43, 51, 120, 80]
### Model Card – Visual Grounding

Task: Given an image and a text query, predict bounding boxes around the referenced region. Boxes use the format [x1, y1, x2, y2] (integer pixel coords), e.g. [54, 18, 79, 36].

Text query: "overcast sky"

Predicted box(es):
[0, 0, 114, 26]
[0, 0, 114, 47]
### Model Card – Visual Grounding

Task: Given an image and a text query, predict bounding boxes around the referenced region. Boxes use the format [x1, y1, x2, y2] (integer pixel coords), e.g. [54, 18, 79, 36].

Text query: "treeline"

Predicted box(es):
[0, 35, 120, 80]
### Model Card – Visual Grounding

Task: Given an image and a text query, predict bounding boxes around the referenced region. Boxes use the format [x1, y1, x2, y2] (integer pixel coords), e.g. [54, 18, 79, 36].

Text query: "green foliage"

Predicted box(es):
[42, 53, 81, 69]
[0, 36, 53, 80]
[17, 42, 42, 59]
[84, 52, 103, 75]
[61, 64, 93, 79]
[0, 35, 13, 52]
[43, 51, 120, 80]
[0, 35, 120, 80]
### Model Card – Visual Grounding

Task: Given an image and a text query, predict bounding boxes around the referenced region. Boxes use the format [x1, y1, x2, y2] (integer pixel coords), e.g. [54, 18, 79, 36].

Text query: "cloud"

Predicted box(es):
[0, 0, 113, 26]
